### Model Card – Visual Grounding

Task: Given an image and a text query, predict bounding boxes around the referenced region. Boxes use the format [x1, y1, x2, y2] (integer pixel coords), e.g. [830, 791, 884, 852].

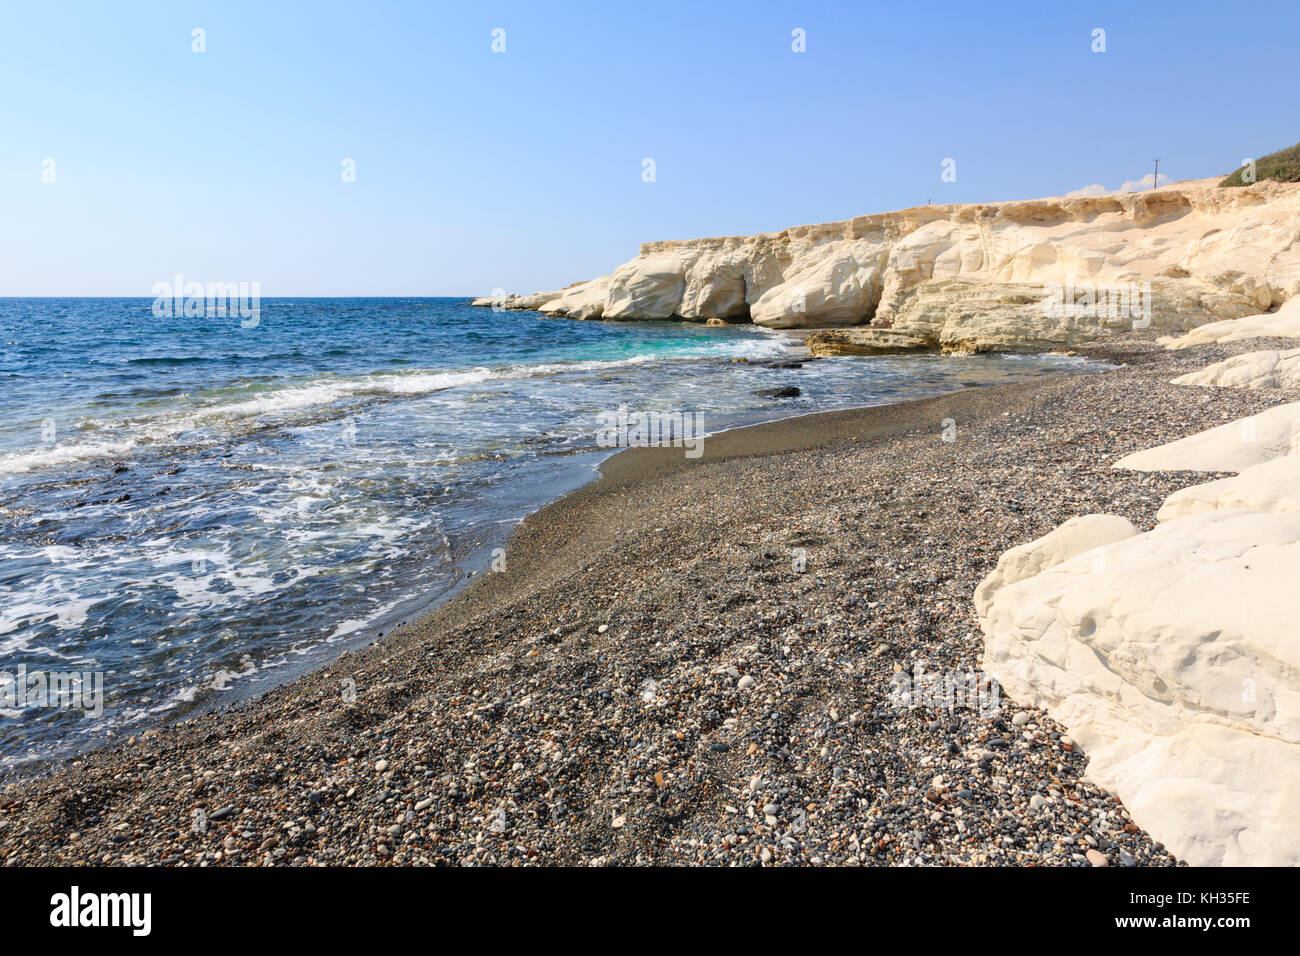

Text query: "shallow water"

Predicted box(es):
[0, 297, 1104, 766]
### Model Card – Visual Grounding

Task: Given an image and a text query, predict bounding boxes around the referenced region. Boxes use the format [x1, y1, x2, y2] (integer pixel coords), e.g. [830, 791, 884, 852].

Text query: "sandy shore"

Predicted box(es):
[2, 329, 1292, 866]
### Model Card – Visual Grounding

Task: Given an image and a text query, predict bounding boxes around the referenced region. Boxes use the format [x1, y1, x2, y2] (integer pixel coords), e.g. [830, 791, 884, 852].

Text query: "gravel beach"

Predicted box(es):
[2, 329, 1291, 867]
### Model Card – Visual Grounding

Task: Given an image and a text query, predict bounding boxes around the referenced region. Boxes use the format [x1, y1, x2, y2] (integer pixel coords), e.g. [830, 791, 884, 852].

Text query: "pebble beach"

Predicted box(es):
[1, 328, 1291, 867]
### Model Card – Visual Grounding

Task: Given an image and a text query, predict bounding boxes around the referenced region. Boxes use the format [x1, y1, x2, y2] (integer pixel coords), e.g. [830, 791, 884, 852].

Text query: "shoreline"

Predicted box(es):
[2, 327, 1292, 865]
[0, 337, 1097, 774]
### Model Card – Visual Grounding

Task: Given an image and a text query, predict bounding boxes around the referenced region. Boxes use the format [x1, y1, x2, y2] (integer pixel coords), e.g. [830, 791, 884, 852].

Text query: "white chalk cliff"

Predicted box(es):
[979, 404, 1300, 866]
[478, 178, 1300, 352]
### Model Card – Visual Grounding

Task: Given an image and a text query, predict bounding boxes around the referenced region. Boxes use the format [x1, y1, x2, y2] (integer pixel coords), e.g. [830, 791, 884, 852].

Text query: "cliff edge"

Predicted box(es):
[478, 177, 1300, 353]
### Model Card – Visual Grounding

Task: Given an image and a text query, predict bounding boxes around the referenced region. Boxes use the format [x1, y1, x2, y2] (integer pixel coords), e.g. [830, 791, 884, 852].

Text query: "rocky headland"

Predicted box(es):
[476, 177, 1300, 354]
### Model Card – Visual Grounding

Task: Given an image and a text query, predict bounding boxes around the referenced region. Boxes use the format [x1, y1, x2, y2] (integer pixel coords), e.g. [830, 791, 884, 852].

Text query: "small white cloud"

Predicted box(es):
[1066, 173, 1172, 197]
[1118, 173, 1171, 193]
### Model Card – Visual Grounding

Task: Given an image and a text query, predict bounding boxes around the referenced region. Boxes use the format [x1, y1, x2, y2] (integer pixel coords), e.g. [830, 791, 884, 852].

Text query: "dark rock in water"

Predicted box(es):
[757, 360, 805, 369]
[754, 386, 801, 398]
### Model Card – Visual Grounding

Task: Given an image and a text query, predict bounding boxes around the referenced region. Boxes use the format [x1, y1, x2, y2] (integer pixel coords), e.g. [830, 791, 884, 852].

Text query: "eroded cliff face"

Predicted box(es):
[479, 178, 1300, 352]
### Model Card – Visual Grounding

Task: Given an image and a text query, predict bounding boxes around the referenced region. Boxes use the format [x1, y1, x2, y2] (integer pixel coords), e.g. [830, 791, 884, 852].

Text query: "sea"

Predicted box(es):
[0, 297, 1103, 768]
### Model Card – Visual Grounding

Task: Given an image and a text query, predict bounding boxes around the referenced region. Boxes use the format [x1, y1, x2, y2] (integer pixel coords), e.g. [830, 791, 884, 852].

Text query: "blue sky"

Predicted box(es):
[2, 0, 1296, 296]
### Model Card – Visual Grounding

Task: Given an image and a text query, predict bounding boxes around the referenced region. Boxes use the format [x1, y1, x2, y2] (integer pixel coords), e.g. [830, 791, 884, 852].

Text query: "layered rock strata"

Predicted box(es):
[477, 178, 1300, 352]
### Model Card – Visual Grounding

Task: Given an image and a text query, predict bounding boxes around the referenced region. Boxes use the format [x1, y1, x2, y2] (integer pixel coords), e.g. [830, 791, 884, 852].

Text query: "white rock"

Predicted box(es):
[603, 256, 686, 320]
[1158, 455, 1300, 521]
[499, 178, 1300, 341]
[979, 509, 1300, 867]
[1171, 347, 1300, 389]
[748, 238, 888, 328]
[538, 277, 612, 320]
[679, 251, 751, 321]
[973, 514, 1138, 628]
[1113, 401, 1300, 473]
[1163, 295, 1300, 349]
[471, 290, 565, 310]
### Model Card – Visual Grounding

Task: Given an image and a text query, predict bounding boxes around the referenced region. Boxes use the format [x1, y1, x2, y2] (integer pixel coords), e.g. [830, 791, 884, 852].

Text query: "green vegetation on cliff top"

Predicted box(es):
[1221, 142, 1300, 186]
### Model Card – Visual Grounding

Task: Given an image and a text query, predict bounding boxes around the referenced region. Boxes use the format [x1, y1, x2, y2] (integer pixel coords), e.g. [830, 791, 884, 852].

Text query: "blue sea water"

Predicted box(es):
[0, 297, 1101, 767]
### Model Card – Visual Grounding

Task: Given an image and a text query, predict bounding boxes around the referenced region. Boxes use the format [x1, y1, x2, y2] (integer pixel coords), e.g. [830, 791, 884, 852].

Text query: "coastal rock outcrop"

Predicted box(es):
[981, 401, 1300, 866]
[470, 289, 566, 310]
[603, 256, 688, 320]
[1161, 294, 1300, 350]
[1113, 400, 1300, 472]
[973, 514, 1138, 627]
[806, 328, 935, 356]
[537, 278, 612, 320]
[479, 178, 1300, 351]
[1171, 348, 1300, 389]
[979, 507, 1300, 867]
[1158, 456, 1300, 521]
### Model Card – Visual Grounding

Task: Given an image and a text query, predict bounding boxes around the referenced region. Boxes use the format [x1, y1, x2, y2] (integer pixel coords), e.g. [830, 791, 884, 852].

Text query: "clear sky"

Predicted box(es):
[2, 0, 1296, 296]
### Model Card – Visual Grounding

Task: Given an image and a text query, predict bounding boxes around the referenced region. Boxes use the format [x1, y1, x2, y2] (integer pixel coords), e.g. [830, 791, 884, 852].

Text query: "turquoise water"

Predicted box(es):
[0, 297, 1100, 766]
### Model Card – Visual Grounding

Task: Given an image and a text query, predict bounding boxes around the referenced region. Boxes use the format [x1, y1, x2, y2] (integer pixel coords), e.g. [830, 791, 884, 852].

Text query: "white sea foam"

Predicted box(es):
[0, 352, 774, 475]
[0, 438, 141, 475]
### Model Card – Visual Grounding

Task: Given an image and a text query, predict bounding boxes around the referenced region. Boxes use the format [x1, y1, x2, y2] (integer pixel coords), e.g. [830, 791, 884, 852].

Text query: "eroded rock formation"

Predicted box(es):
[478, 178, 1300, 352]
[1171, 348, 1300, 389]
[978, 508, 1300, 866]
[1113, 401, 1300, 472]
[1161, 294, 1300, 350]
[979, 402, 1300, 866]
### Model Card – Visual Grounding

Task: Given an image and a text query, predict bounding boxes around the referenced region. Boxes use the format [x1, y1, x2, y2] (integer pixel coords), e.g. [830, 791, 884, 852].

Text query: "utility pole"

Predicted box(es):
[1153, 158, 1160, 190]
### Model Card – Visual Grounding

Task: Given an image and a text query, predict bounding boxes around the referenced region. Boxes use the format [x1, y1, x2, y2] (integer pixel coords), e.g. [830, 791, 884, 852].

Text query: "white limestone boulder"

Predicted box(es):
[538, 277, 612, 320]
[1157, 455, 1300, 521]
[979, 509, 1300, 866]
[471, 289, 565, 310]
[1162, 295, 1300, 350]
[603, 256, 687, 320]
[973, 514, 1138, 627]
[1171, 348, 1300, 389]
[748, 239, 888, 329]
[1113, 401, 1300, 472]
[679, 252, 750, 321]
